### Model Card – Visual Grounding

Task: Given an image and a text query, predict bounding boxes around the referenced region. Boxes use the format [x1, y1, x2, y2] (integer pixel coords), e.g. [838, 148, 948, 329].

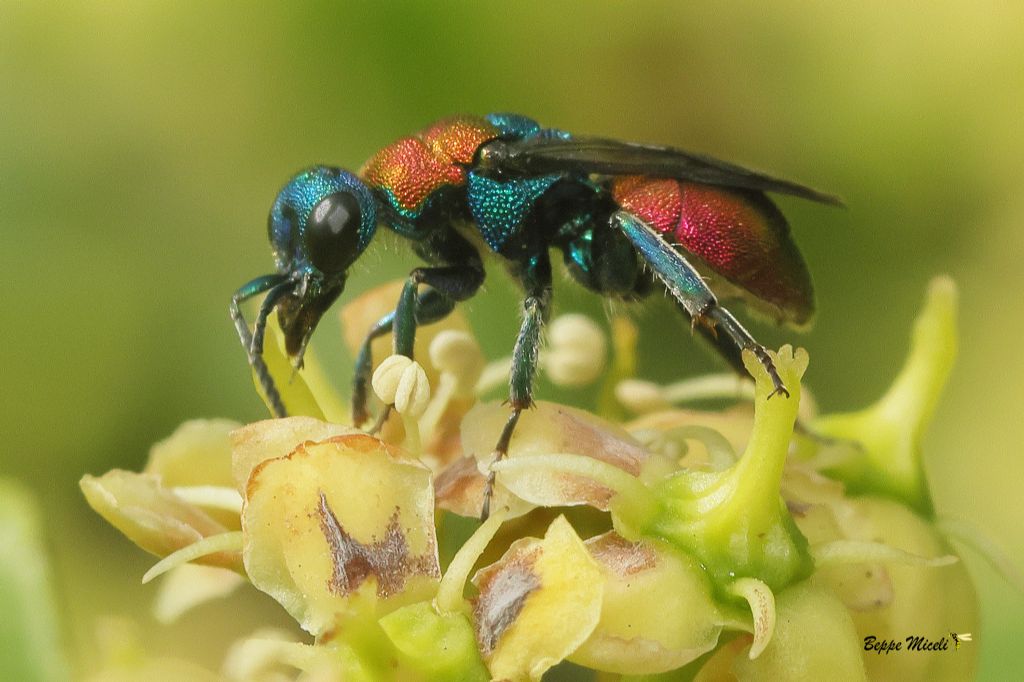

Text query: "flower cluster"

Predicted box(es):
[82, 277, 981, 681]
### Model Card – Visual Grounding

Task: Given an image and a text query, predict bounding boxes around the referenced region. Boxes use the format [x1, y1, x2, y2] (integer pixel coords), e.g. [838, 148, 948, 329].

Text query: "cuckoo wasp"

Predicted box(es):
[231, 113, 840, 517]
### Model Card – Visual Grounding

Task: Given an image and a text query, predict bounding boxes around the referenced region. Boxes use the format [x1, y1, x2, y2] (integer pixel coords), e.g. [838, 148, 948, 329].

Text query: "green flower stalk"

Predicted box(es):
[79, 276, 990, 681]
[611, 346, 813, 592]
[812, 277, 957, 515]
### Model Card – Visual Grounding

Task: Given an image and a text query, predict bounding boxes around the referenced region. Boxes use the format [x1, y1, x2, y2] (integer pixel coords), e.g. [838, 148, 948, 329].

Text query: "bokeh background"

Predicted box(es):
[2, 2, 1022, 679]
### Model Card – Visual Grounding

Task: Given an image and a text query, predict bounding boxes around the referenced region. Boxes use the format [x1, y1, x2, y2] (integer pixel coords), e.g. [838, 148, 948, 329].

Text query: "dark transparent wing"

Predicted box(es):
[493, 136, 842, 206]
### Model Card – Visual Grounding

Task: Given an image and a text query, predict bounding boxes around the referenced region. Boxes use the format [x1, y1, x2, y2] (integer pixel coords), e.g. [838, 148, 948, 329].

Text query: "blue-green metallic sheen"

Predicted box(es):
[268, 166, 377, 273]
[486, 112, 572, 141]
[614, 210, 713, 317]
[467, 172, 561, 252]
[486, 112, 542, 138]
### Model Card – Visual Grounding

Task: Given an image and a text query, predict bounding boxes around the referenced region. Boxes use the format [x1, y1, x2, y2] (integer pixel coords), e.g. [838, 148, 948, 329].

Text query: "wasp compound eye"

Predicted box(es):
[304, 191, 362, 274]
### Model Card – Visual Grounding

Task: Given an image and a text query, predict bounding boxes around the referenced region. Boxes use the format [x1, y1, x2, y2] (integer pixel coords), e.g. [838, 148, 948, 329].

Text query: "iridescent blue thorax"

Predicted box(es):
[485, 112, 571, 141]
[268, 167, 377, 274]
[466, 113, 574, 253]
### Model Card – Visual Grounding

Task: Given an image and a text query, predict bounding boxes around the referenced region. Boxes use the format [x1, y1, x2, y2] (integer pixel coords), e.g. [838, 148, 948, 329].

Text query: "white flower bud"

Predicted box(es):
[549, 314, 606, 357]
[615, 379, 670, 413]
[544, 314, 607, 387]
[428, 330, 485, 395]
[394, 361, 431, 419]
[372, 354, 412, 405]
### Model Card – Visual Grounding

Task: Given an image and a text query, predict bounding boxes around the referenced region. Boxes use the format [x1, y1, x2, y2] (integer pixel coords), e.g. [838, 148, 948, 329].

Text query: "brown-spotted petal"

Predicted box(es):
[471, 516, 602, 681]
[570, 532, 726, 674]
[461, 401, 649, 515]
[435, 455, 533, 519]
[241, 434, 440, 636]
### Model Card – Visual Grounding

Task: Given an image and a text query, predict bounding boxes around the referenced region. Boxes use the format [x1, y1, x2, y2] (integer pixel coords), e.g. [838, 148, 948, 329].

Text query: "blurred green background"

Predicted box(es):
[2, 1, 1022, 679]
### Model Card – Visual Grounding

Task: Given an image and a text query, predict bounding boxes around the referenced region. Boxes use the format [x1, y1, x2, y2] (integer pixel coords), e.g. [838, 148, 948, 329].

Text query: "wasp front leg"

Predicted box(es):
[613, 210, 789, 398]
[352, 265, 484, 428]
[352, 286, 461, 427]
[230, 273, 294, 418]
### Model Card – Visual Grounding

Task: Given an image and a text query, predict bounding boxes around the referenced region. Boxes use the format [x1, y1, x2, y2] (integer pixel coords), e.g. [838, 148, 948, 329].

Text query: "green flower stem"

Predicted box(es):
[436, 508, 507, 614]
[613, 347, 813, 592]
[813, 277, 957, 515]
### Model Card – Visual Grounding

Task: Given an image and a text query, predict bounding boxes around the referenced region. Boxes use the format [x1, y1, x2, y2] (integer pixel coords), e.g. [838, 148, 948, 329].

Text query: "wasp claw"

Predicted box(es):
[352, 408, 369, 428]
[368, 404, 393, 435]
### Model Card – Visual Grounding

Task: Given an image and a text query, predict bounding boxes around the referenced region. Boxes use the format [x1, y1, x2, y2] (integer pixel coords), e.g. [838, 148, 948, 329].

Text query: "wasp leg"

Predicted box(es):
[352, 265, 484, 429]
[392, 265, 484, 356]
[481, 253, 552, 520]
[230, 274, 291, 417]
[250, 280, 299, 358]
[613, 210, 788, 398]
[352, 287, 464, 427]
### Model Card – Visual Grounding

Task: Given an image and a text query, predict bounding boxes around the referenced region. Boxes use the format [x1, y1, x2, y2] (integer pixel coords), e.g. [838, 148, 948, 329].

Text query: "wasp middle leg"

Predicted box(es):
[353, 227, 485, 427]
[352, 285, 469, 426]
[481, 252, 552, 520]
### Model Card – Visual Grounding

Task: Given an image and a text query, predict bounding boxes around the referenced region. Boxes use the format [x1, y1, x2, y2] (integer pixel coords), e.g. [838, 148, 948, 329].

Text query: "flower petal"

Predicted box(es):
[472, 516, 602, 681]
[241, 434, 440, 636]
[229, 417, 357, 493]
[145, 419, 239, 488]
[460, 401, 650, 515]
[434, 456, 533, 519]
[570, 532, 726, 674]
[80, 471, 237, 570]
[152, 563, 245, 624]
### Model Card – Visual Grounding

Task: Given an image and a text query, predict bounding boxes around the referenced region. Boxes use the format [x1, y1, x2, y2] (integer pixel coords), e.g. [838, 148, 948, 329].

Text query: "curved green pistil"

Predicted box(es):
[613, 346, 813, 592]
[813, 277, 957, 516]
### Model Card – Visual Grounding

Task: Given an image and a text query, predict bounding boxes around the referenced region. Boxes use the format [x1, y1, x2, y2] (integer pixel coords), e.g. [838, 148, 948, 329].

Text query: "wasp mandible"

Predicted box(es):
[231, 113, 840, 518]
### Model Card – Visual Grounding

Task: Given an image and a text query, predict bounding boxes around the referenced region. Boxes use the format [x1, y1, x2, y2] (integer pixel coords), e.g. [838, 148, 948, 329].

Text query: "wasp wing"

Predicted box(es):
[494, 135, 842, 206]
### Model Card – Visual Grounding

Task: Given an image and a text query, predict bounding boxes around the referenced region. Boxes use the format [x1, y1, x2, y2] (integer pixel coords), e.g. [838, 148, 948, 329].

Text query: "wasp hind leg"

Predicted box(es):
[693, 304, 788, 398]
[612, 210, 788, 398]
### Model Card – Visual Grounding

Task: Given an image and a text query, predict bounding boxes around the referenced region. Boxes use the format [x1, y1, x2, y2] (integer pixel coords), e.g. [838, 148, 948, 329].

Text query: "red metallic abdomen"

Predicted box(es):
[612, 176, 814, 325]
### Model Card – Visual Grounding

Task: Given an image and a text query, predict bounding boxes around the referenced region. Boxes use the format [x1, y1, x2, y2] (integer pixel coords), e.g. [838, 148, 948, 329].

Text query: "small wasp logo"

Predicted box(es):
[950, 632, 973, 651]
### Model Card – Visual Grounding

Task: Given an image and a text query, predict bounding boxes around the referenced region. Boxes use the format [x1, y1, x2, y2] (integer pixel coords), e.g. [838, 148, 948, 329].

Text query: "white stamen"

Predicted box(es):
[372, 354, 413, 405]
[394, 361, 431, 419]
